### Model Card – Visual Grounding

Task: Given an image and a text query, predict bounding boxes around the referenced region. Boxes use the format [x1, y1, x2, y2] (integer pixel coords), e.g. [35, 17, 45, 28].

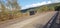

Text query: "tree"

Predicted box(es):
[41, 6, 49, 11]
[0, 0, 5, 13]
[6, 0, 21, 19]
[7, 0, 20, 11]
[0, 0, 21, 21]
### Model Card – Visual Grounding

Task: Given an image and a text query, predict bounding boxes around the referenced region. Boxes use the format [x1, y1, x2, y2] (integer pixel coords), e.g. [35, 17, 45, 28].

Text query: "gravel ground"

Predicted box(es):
[0, 11, 57, 28]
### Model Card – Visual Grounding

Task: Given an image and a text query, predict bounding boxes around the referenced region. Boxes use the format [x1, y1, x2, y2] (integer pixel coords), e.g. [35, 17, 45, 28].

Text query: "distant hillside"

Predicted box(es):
[21, 3, 60, 13]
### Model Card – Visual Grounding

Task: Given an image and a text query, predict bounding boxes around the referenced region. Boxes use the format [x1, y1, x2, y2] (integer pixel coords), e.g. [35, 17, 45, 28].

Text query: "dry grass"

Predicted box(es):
[0, 12, 30, 21]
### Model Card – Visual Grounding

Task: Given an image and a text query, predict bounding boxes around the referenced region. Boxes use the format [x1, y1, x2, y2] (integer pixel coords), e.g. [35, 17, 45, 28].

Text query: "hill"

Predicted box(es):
[21, 3, 60, 13]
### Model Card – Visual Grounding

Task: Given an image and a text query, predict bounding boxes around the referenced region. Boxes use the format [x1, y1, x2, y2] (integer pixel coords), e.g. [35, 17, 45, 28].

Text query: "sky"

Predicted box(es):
[0, 0, 60, 10]
[18, 0, 60, 10]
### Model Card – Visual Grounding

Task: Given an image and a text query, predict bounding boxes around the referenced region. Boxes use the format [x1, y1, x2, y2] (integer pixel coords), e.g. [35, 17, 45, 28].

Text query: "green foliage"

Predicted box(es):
[48, 6, 55, 11]
[37, 6, 49, 13]
[0, 0, 21, 21]
[31, 3, 60, 13]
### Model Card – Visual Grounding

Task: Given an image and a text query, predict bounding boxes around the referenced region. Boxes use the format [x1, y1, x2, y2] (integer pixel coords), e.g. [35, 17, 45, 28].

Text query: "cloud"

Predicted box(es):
[55, 0, 60, 2]
[52, 0, 60, 3]
[22, 1, 52, 9]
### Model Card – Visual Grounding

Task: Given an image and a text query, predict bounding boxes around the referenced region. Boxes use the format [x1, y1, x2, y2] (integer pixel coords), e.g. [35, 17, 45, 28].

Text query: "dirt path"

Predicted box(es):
[0, 11, 57, 28]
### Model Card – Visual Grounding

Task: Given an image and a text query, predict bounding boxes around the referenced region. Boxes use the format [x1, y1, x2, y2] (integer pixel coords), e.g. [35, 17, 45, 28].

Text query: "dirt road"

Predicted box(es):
[0, 11, 57, 28]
